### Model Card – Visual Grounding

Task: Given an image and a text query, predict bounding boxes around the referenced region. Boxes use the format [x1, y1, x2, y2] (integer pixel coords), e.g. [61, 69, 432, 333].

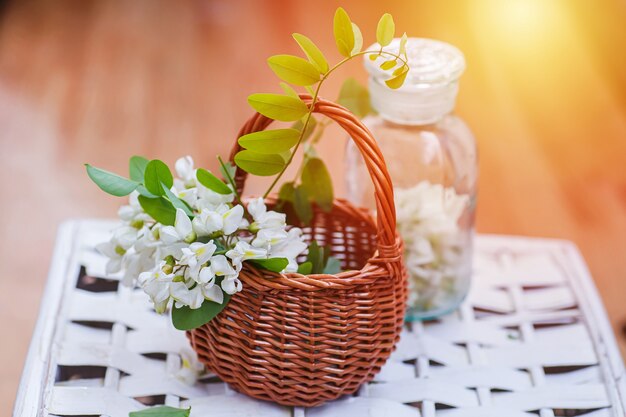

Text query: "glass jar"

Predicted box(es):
[345, 38, 478, 320]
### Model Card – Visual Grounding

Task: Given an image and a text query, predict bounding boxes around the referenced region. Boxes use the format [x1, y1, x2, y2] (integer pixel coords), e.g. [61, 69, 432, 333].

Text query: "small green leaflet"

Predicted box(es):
[380, 59, 397, 70]
[351, 22, 363, 55]
[251, 257, 289, 273]
[291, 116, 317, 142]
[297, 261, 313, 274]
[333, 7, 355, 57]
[337, 78, 372, 119]
[218, 159, 237, 183]
[303, 240, 342, 274]
[278, 181, 296, 203]
[399, 32, 408, 56]
[386, 66, 409, 89]
[129, 156, 149, 182]
[138, 195, 177, 225]
[323, 257, 342, 274]
[293, 186, 313, 225]
[234, 150, 285, 176]
[85, 164, 139, 197]
[144, 160, 174, 196]
[248, 93, 309, 122]
[280, 82, 300, 99]
[292, 33, 329, 73]
[129, 405, 191, 417]
[162, 184, 194, 217]
[238, 129, 300, 154]
[267, 54, 320, 86]
[301, 157, 333, 212]
[196, 168, 231, 194]
[376, 13, 395, 47]
[172, 293, 231, 330]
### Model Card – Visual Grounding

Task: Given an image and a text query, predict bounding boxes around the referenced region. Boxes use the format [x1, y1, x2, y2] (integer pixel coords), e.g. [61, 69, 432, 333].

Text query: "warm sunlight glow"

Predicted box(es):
[475, 0, 568, 50]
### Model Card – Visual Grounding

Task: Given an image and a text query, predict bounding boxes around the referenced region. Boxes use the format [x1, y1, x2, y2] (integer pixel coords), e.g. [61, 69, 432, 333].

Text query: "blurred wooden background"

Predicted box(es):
[1, 0, 625, 412]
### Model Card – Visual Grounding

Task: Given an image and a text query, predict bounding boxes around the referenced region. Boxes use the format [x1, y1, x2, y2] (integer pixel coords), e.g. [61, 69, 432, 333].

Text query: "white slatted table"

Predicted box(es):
[13, 220, 626, 417]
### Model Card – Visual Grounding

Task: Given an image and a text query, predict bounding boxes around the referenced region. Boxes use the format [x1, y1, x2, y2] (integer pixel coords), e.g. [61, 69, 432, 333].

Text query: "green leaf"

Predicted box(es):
[399, 32, 408, 56]
[291, 116, 317, 142]
[376, 13, 395, 47]
[280, 82, 299, 99]
[137, 185, 157, 198]
[251, 257, 289, 273]
[306, 241, 324, 274]
[138, 195, 177, 225]
[162, 184, 194, 217]
[278, 181, 296, 203]
[248, 93, 309, 122]
[196, 168, 232, 194]
[85, 164, 139, 197]
[292, 33, 329, 73]
[267, 54, 321, 86]
[297, 261, 313, 275]
[337, 78, 372, 118]
[333, 7, 355, 57]
[172, 294, 231, 330]
[144, 160, 174, 196]
[129, 405, 191, 417]
[301, 157, 333, 212]
[129, 156, 149, 182]
[293, 186, 313, 225]
[351, 22, 363, 55]
[234, 150, 285, 176]
[380, 59, 397, 70]
[219, 159, 237, 182]
[323, 256, 342, 274]
[238, 129, 300, 154]
[385, 66, 409, 89]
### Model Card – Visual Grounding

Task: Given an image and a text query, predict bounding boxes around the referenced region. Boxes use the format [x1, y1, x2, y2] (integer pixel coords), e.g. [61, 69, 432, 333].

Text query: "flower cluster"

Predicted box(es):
[394, 181, 471, 311]
[97, 156, 307, 314]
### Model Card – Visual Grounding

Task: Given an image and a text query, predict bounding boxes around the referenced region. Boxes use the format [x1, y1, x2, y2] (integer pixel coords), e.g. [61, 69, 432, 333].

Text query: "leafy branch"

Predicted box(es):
[234, 8, 409, 223]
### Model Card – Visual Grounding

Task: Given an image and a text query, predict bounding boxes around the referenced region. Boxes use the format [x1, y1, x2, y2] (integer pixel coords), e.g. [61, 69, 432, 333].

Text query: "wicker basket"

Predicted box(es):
[188, 96, 407, 407]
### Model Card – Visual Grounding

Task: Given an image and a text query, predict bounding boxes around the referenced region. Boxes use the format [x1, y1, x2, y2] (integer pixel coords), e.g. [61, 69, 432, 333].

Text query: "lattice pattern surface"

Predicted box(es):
[14, 220, 626, 417]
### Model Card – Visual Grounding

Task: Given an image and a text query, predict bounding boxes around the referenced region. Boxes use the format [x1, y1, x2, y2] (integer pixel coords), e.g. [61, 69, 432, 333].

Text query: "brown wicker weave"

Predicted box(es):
[188, 96, 407, 407]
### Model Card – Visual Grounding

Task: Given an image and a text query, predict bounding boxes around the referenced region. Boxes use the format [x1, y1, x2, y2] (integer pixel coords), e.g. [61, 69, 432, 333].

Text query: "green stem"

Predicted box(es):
[262, 49, 406, 198]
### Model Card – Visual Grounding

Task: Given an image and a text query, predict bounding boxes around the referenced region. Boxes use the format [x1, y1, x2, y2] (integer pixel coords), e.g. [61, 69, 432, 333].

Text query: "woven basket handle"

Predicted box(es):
[228, 95, 397, 249]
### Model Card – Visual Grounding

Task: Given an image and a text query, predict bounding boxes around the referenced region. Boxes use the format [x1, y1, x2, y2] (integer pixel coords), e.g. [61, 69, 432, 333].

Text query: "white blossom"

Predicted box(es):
[226, 241, 268, 271]
[161, 209, 196, 244]
[180, 241, 217, 280]
[247, 197, 286, 231]
[96, 155, 308, 315]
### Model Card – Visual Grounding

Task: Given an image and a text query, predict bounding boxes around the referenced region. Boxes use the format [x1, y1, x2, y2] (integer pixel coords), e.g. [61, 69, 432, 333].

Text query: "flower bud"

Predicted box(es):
[184, 231, 197, 243]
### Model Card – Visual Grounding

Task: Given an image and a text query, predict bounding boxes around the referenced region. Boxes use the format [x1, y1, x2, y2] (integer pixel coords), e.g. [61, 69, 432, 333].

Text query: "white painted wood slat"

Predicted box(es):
[12, 221, 626, 417]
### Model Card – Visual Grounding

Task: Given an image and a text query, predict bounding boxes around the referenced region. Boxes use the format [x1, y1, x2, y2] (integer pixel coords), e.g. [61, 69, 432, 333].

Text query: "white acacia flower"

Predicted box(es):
[173, 348, 205, 385]
[247, 197, 286, 231]
[210, 254, 236, 276]
[221, 274, 242, 295]
[198, 266, 215, 285]
[170, 281, 224, 309]
[268, 228, 307, 272]
[118, 191, 150, 225]
[226, 241, 267, 271]
[192, 204, 245, 236]
[252, 228, 288, 250]
[196, 182, 235, 207]
[121, 250, 155, 286]
[180, 241, 217, 279]
[96, 226, 138, 274]
[175, 156, 196, 189]
[138, 268, 174, 314]
[161, 209, 196, 244]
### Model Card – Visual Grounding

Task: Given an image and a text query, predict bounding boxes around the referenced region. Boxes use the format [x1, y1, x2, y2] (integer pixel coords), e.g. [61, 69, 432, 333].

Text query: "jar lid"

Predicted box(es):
[364, 38, 466, 124]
